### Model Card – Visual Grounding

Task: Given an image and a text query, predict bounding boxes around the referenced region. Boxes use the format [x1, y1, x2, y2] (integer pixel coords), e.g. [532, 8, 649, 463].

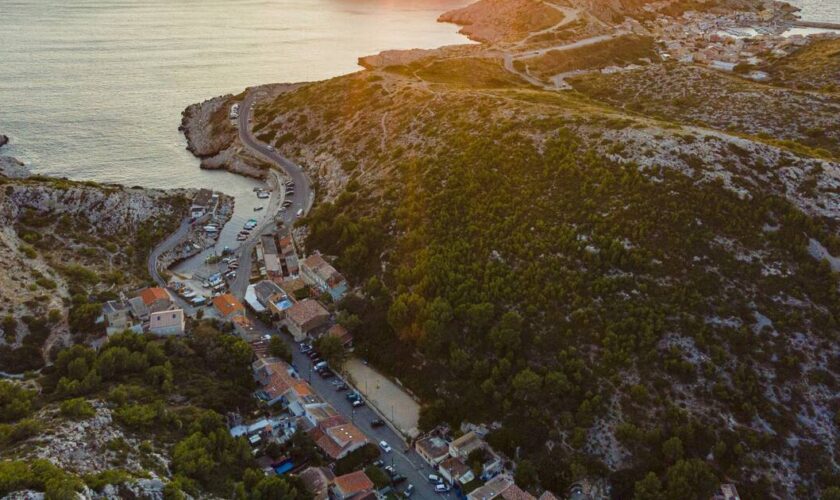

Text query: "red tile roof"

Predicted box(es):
[212, 293, 245, 317]
[333, 471, 374, 497]
[139, 287, 170, 306]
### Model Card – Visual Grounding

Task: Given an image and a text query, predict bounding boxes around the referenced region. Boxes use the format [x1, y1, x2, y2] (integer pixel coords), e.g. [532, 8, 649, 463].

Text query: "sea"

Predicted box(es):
[0, 0, 836, 192]
[0, 0, 470, 263]
[0, 0, 469, 190]
[784, 0, 840, 23]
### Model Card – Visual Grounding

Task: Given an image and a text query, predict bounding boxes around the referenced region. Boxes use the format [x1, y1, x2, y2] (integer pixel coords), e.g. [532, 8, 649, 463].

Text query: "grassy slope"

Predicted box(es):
[251, 52, 840, 498]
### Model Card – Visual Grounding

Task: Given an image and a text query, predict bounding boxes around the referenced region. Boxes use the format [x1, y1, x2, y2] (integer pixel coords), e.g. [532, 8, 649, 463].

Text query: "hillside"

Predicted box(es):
[218, 4, 840, 497]
[0, 171, 190, 374]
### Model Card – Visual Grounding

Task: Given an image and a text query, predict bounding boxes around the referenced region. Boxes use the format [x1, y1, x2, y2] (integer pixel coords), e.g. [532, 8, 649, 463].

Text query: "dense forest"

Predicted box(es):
[300, 110, 840, 497]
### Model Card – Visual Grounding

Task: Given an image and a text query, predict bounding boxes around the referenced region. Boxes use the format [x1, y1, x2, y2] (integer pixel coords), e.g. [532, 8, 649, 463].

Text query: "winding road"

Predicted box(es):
[148, 218, 192, 286]
[147, 92, 313, 296]
[227, 93, 314, 297]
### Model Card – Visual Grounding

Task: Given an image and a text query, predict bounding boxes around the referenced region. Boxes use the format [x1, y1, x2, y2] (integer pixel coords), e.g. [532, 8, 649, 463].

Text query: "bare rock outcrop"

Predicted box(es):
[439, 0, 565, 44]
[0, 133, 30, 178]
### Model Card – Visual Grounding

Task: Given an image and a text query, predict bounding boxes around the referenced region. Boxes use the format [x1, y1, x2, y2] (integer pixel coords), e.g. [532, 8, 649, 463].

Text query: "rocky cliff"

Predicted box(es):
[0, 175, 188, 373]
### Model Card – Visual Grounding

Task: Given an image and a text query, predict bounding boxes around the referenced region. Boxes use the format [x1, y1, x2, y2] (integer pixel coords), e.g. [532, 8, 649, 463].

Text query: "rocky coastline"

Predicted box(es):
[0, 133, 30, 179]
[179, 84, 300, 181]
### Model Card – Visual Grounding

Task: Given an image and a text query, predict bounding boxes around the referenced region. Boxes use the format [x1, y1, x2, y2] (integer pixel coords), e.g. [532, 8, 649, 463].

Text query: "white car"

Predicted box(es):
[379, 440, 392, 453]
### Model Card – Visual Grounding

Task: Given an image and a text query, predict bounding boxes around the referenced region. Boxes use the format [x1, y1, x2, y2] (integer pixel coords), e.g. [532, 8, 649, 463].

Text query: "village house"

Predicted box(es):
[325, 324, 353, 348]
[138, 287, 173, 314]
[148, 308, 185, 336]
[299, 466, 335, 500]
[439, 456, 475, 486]
[212, 293, 246, 320]
[284, 299, 330, 341]
[127, 296, 149, 321]
[259, 234, 283, 279]
[268, 295, 294, 319]
[190, 189, 217, 220]
[467, 475, 535, 500]
[102, 300, 142, 335]
[280, 278, 307, 300]
[330, 470, 374, 500]
[245, 280, 292, 318]
[300, 253, 348, 301]
[252, 356, 300, 406]
[449, 431, 484, 460]
[415, 433, 450, 467]
[309, 415, 369, 461]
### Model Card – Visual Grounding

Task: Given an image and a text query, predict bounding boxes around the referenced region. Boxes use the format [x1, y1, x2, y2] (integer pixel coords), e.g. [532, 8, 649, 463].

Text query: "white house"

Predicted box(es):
[148, 309, 185, 336]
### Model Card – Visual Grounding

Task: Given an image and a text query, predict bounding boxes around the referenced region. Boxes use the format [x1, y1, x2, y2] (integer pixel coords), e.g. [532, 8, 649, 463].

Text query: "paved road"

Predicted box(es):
[238, 94, 313, 223]
[228, 93, 314, 298]
[147, 218, 192, 286]
[250, 316, 447, 500]
[229, 170, 284, 297]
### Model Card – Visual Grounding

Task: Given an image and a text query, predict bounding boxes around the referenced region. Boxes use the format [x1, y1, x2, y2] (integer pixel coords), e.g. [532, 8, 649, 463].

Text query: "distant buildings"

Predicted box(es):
[300, 253, 348, 301]
[102, 288, 183, 336]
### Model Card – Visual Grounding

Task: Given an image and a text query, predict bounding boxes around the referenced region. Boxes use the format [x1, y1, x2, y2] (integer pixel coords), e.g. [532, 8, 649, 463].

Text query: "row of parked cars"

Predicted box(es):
[300, 341, 432, 498]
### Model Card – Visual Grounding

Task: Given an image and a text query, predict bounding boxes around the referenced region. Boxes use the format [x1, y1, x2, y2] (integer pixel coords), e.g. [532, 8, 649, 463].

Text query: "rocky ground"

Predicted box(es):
[180, 84, 299, 180]
[0, 170, 189, 371]
[0, 135, 30, 179]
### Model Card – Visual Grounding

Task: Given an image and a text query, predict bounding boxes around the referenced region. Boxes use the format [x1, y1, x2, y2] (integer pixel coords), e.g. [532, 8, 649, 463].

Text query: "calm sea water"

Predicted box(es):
[785, 0, 840, 23]
[0, 0, 834, 191]
[0, 0, 469, 190]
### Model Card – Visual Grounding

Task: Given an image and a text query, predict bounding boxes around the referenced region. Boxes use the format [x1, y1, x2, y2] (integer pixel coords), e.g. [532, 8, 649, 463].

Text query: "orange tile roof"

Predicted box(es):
[327, 324, 352, 344]
[333, 471, 374, 497]
[212, 293, 245, 317]
[292, 381, 313, 397]
[315, 432, 344, 460]
[139, 287, 170, 306]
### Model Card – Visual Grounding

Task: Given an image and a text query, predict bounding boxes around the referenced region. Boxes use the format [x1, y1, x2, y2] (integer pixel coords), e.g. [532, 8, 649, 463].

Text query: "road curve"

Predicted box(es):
[238, 93, 313, 223]
[147, 218, 191, 286]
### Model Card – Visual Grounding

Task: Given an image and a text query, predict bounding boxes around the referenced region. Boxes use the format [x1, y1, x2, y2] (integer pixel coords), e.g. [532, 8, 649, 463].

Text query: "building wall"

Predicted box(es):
[149, 324, 184, 336]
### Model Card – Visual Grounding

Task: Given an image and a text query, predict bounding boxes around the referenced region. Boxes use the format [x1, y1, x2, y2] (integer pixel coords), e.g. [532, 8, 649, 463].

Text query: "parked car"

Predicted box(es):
[370, 419, 385, 428]
[428, 475, 441, 484]
[403, 485, 414, 498]
[299, 343, 312, 352]
[346, 392, 360, 401]
[319, 370, 335, 379]
[384, 465, 396, 476]
[335, 383, 348, 391]
[392, 475, 407, 485]
[314, 361, 328, 370]
[372, 460, 384, 467]
[306, 350, 320, 359]
[435, 484, 450, 494]
[352, 399, 365, 408]
[379, 441, 392, 453]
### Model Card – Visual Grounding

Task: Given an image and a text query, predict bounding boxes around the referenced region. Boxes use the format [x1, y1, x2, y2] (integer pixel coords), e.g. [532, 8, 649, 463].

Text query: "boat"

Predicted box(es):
[254, 206, 264, 211]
